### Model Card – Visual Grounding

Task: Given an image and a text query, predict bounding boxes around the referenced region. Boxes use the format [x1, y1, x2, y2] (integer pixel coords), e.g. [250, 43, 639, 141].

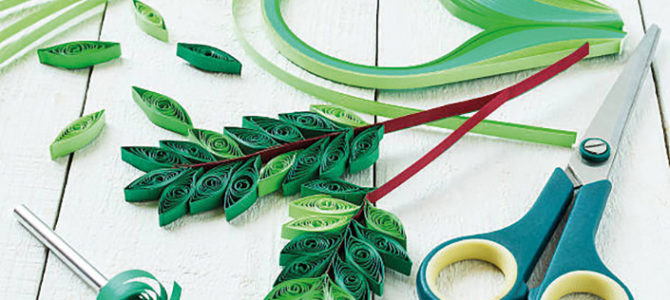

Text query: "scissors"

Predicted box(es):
[417, 25, 660, 300]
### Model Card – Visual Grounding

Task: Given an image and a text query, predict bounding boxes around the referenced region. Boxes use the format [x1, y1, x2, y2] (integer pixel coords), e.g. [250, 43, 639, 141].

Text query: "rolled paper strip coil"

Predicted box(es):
[37, 41, 120, 69]
[289, 194, 359, 219]
[132, 0, 168, 42]
[242, 116, 304, 143]
[159, 140, 216, 163]
[309, 105, 369, 128]
[124, 168, 189, 202]
[273, 253, 333, 286]
[349, 125, 383, 174]
[281, 215, 350, 240]
[189, 128, 244, 159]
[279, 232, 342, 266]
[224, 126, 280, 154]
[344, 235, 385, 295]
[352, 221, 411, 275]
[364, 204, 407, 248]
[333, 255, 371, 300]
[282, 137, 330, 195]
[223, 156, 261, 221]
[258, 150, 299, 196]
[189, 161, 240, 214]
[158, 168, 202, 226]
[278, 111, 343, 138]
[319, 130, 352, 179]
[131, 87, 192, 135]
[97, 269, 181, 300]
[50, 109, 105, 159]
[301, 178, 374, 205]
[121, 146, 188, 172]
[176, 43, 242, 74]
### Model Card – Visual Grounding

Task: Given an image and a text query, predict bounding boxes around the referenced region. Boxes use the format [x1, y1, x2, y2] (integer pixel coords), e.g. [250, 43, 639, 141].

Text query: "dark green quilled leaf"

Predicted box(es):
[319, 130, 352, 179]
[223, 156, 260, 221]
[282, 137, 330, 196]
[50, 109, 105, 159]
[158, 168, 202, 226]
[278, 111, 342, 138]
[124, 168, 189, 203]
[344, 236, 384, 296]
[364, 204, 407, 248]
[274, 253, 333, 286]
[242, 116, 304, 143]
[349, 125, 384, 174]
[189, 162, 240, 214]
[37, 41, 120, 69]
[132, 0, 168, 42]
[189, 128, 244, 159]
[176, 43, 242, 74]
[281, 215, 349, 240]
[258, 151, 299, 196]
[289, 194, 359, 219]
[309, 104, 369, 128]
[333, 255, 371, 300]
[264, 276, 325, 300]
[223, 126, 279, 154]
[279, 232, 341, 266]
[300, 178, 375, 205]
[159, 140, 215, 163]
[352, 221, 411, 275]
[131, 87, 192, 135]
[121, 146, 188, 172]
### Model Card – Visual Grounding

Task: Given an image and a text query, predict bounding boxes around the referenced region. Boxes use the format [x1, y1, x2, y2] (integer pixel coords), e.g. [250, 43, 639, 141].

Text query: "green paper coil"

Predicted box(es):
[274, 253, 332, 286]
[224, 126, 279, 154]
[301, 178, 374, 205]
[349, 125, 383, 174]
[364, 204, 407, 248]
[352, 221, 411, 276]
[281, 215, 349, 240]
[189, 162, 239, 214]
[223, 156, 261, 221]
[121, 146, 188, 172]
[132, 0, 168, 42]
[278, 111, 342, 138]
[310, 105, 368, 128]
[159, 140, 216, 163]
[258, 150, 299, 196]
[289, 194, 359, 219]
[132, 87, 193, 136]
[37, 41, 120, 69]
[333, 255, 370, 300]
[124, 168, 189, 203]
[264, 276, 325, 300]
[97, 269, 181, 300]
[176, 43, 242, 74]
[282, 137, 329, 195]
[50, 109, 105, 159]
[344, 236, 384, 296]
[279, 232, 341, 266]
[242, 116, 304, 143]
[320, 130, 352, 179]
[189, 128, 244, 159]
[158, 168, 202, 226]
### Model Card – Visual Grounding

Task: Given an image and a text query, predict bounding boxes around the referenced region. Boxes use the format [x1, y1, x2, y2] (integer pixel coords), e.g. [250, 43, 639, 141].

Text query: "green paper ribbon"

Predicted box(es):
[97, 269, 181, 300]
[301, 178, 374, 205]
[121, 146, 188, 172]
[223, 156, 261, 221]
[159, 140, 216, 163]
[258, 150, 299, 196]
[224, 126, 280, 154]
[282, 137, 329, 195]
[310, 105, 369, 128]
[189, 128, 244, 159]
[242, 116, 304, 143]
[50, 109, 105, 159]
[349, 125, 383, 174]
[278, 111, 343, 138]
[158, 168, 202, 226]
[37, 41, 120, 69]
[124, 168, 189, 203]
[132, 87, 193, 136]
[132, 0, 168, 42]
[320, 130, 352, 179]
[288, 194, 359, 219]
[176, 43, 242, 74]
[189, 162, 239, 214]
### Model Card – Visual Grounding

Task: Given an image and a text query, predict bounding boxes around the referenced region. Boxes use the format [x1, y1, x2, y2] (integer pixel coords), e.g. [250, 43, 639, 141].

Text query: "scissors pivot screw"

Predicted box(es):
[579, 138, 611, 163]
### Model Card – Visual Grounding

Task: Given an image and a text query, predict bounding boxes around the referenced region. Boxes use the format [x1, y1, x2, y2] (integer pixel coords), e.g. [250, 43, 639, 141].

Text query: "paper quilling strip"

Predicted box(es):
[132, 86, 193, 136]
[132, 0, 168, 42]
[50, 109, 105, 159]
[176, 43, 242, 74]
[37, 41, 120, 69]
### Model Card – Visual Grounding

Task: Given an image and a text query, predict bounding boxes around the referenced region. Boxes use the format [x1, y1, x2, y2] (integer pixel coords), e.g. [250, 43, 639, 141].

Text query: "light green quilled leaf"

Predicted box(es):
[289, 194, 359, 219]
[309, 105, 368, 128]
[282, 137, 329, 195]
[132, 87, 193, 135]
[189, 162, 239, 214]
[278, 111, 342, 138]
[264, 276, 325, 300]
[281, 215, 349, 240]
[258, 150, 299, 197]
[121, 146, 188, 172]
[158, 168, 202, 227]
[349, 125, 383, 174]
[132, 0, 168, 42]
[37, 41, 120, 69]
[365, 205, 407, 248]
[159, 140, 216, 163]
[50, 109, 105, 159]
[176, 43, 242, 74]
[189, 128, 244, 159]
[125, 168, 189, 203]
[223, 156, 260, 221]
[301, 178, 375, 205]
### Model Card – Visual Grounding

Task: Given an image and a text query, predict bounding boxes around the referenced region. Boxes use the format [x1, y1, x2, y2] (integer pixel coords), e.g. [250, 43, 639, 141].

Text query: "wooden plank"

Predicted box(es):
[376, 0, 670, 298]
[0, 5, 105, 300]
[37, 0, 376, 298]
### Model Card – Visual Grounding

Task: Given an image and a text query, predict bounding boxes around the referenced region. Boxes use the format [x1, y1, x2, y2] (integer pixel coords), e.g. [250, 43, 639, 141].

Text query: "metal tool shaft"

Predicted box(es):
[14, 205, 108, 291]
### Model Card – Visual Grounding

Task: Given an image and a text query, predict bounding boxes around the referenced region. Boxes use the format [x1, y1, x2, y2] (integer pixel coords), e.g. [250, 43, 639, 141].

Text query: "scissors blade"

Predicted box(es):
[567, 25, 660, 186]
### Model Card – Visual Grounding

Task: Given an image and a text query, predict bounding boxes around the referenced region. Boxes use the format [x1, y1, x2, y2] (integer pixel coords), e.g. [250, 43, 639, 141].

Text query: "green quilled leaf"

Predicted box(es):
[176, 43, 242, 74]
[224, 126, 280, 154]
[319, 130, 352, 179]
[301, 178, 375, 205]
[309, 104, 369, 128]
[50, 109, 105, 159]
[278, 111, 343, 138]
[159, 168, 202, 226]
[124, 168, 189, 203]
[288, 194, 359, 219]
[223, 156, 261, 221]
[282, 137, 329, 196]
[242, 116, 304, 143]
[37, 41, 120, 69]
[132, 87, 193, 135]
[121, 146, 188, 172]
[189, 161, 240, 214]
[189, 128, 244, 159]
[159, 140, 216, 163]
[349, 125, 383, 174]
[258, 150, 299, 197]
[132, 0, 168, 42]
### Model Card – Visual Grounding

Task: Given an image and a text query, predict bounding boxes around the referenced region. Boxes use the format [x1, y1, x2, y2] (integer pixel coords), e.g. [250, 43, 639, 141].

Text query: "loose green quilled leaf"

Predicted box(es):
[319, 130, 352, 179]
[37, 41, 120, 69]
[344, 236, 384, 295]
[278, 111, 342, 138]
[158, 168, 202, 226]
[279, 232, 341, 266]
[176, 43, 242, 74]
[352, 221, 411, 275]
[282, 137, 329, 196]
[121, 146, 188, 172]
[223, 156, 260, 221]
[333, 255, 370, 300]
[301, 178, 375, 205]
[50, 109, 105, 159]
[189, 162, 239, 214]
[124, 167, 189, 203]
[132, 87, 193, 135]
[309, 105, 369, 128]
[159, 140, 216, 163]
[274, 253, 332, 286]
[264, 276, 325, 300]
[258, 150, 299, 196]
[349, 125, 383, 174]
[289, 194, 359, 219]
[242, 116, 304, 143]
[281, 215, 349, 240]
[189, 128, 244, 159]
[224, 126, 279, 154]
[132, 0, 168, 42]
[364, 204, 407, 248]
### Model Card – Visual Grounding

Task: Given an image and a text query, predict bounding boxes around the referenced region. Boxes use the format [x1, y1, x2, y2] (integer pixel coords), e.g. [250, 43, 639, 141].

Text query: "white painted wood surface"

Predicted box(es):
[1, 0, 668, 299]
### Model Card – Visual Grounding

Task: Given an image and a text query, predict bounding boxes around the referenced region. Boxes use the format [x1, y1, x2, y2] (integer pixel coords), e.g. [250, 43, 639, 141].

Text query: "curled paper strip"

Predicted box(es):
[132, 87, 193, 135]
[159, 169, 202, 226]
[121, 146, 188, 172]
[37, 41, 120, 69]
[223, 156, 261, 221]
[278, 111, 342, 138]
[125, 168, 189, 202]
[97, 269, 181, 300]
[50, 109, 105, 159]
[258, 150, 299, 196]
[159, 140, 215, 163]
[177, 43, 242, 74]
[224, 127, 279, 154]
[301, 178, 375, 205]
[310, 104, 369, 128]
[282, 137, 329, 195]
[349, 125, 383, 174]
[132, 0, 168, 42]
[319, 130, 352, 179]
[242, 116, 304, 143]
[189, 128, 244, 159]
[189, 162, 239, 214]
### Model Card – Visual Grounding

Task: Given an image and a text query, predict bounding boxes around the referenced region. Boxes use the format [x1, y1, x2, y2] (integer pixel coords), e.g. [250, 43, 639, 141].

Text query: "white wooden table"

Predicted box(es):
[1, 0, 669, 299]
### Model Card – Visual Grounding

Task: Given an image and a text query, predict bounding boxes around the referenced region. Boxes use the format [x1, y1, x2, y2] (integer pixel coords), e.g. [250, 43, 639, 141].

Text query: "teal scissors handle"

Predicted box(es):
[417, 168, 632, 299]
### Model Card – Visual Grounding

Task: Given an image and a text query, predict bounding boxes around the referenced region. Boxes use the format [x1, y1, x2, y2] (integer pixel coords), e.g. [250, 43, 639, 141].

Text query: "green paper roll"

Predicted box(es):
[288, 194, 359, 219]
[344, 236, 384, 295]
[364, 204, 406, 248]
[132, 0, 168, 42]
[131, 87, 192, 135]
[189, 128, 244, 159]
[279, 232, 341, 266]
[333, 255, 370, 300]
[349, 125, 383, 174]
[320, 130, 352, 179]
[124, 168, 189, 202]
[98, 269, 181, 300]
[274, 253, 332, 286]
[224, 126, 280, 154]
[50, 109, 105, 159]
[301, 178, 374, 205]
[176, 43, 242, 74]
[281, 215, 349, 240]
[264, 276, 325, 300]
[258, 150, 299, 196]
[189, 162, 240, 214]
[352, 221, 411, 276]
[282, 137, 329, 195]
[310, 105, 369, 128]
[223, 156, 261, 221]
[158, 168, 202, 226]
[242, 116, 304, 143]
[121, 146, 188, 172]
[159, 140, 216, 163]
[278, 111, 342, 138]
[37, 41, 120, 69]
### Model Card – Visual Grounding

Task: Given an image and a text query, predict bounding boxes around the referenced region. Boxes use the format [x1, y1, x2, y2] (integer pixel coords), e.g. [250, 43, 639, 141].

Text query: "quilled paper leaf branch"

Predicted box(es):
[37, 41, 121, 69]
[132, 0, 168, 42]
[50, 109, 105, 159]
[177, 43, 242, 74]
[132, 86, 193, 135]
